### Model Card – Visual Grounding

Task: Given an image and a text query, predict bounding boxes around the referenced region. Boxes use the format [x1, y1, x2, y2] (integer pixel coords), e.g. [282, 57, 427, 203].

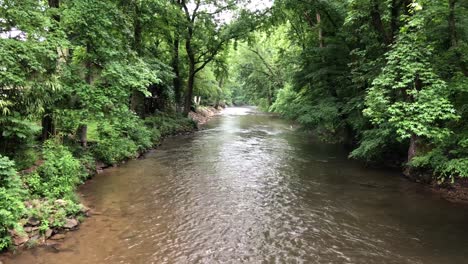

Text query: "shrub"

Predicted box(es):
[78, 152, 96, 178]
[0, 116, 41, 171]
[349, 126, 406, 165]
[120, 118, 153, 152]
[92, 137, 138, 165]
[27, 140, 83, 200]
[0, 156, 25, 250]
[91, 111, 153, 165]
[13, 148, 39, 171]
[411, 135, 468, 183]
[144, 114, 196, 137]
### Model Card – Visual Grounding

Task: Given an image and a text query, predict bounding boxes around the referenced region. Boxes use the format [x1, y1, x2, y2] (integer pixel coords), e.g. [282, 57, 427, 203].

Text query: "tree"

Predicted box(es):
[178, 0, 261, 114]
[363, 4, 459, 164]
[0, 0, 64, 156]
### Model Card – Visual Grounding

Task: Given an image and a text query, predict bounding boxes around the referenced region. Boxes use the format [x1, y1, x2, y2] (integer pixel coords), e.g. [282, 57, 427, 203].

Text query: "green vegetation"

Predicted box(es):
[27, 140, 84, 200]
[0, 156, 25, 249]
[0, 113, 196, 250]
[0, 0, 260, 250]
[229, 0, 467, 181]
[0, 0, 467, 251]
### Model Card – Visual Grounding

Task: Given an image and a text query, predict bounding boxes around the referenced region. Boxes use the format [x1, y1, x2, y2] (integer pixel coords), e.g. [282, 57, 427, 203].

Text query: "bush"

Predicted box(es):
[271, 85, 342, 142]
[411, 135, 468, 182]
[92, 137, 138, 165]
[91, 111, 155, 165]
[91, 112, 196, 165]
[13, 148, 39, 171]
[144, 114, 196, 138]
[26, 140, 84, 200]
[120, 118, 153, 152]
[0, 116, 41, 171]
[0, 156, 25, 250]
[349, 126, 406, 165]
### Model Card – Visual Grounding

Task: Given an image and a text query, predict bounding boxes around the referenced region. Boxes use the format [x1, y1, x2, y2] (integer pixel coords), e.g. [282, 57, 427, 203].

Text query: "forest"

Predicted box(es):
[0, 0, 467, 252]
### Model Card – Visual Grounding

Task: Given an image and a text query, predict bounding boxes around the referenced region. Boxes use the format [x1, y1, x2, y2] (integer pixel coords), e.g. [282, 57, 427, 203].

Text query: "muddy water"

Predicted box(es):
[8, 107, 468, 264]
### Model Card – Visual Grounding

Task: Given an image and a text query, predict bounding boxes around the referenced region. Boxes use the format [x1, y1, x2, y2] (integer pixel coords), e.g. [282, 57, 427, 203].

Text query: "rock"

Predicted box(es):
[12, 233, 29, 246]
[24, 226, 39, 233]
[49, 233, 66, 240]
[96, 168, 104, 174]
[27, 217, 40, 226]
[63, 218, 79, 229]
[54, 199, 67, 207]
[29, 234, 43, 244]
[45, 229, 53, 239]
[95, 161, 107, 170]
[27, 230, 40, 239]
[80, 205, 91, 216]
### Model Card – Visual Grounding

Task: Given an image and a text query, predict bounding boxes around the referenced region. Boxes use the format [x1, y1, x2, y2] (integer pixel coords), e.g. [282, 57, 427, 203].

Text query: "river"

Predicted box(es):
[8, 107, 468, 264]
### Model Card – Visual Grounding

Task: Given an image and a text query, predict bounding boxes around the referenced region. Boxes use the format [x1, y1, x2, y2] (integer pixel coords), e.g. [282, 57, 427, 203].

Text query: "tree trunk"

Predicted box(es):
[403, 0, 412, 15]
[390, 0, 400, 41]
[446, 0, 467, 76]
[267, 86, 272, 107]
[133, 4, 142, 55]
[371, 0, 391, 45]
[48, 0, 60, 21]
[172, 35, 182, 109]
[215, 78, 224, 109]
[316, 11, 324, 48]
[130, 3, 146, 116]
[131, 90, 145, 116]
[184, 17, 196, 115]
[184, 69, 195, 115]
[78, 42, 92, 148]
[448, 0, 458, 47]
[41, 0, 60, 141]
[407, 133, 419, 163]
[41, 112, 55, 141]
[77, 124, 88, 148]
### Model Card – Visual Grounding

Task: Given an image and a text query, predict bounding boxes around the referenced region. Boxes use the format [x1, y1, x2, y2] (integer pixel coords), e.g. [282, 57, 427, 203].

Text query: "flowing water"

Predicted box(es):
[7, 107, 468, 264]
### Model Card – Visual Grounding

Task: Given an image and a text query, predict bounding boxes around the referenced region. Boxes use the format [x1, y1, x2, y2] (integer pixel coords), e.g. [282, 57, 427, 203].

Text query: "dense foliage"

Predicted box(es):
[0, 0, 467, 251]
[0, 156, 25, 249]
[231, 0, 467, 180]
[27, 140, 84, 200]
[0, 0, 256, 249]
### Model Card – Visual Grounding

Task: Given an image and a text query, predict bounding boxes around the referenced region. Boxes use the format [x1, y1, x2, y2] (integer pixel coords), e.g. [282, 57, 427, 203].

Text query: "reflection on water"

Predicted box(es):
[7, 107, 468, 264]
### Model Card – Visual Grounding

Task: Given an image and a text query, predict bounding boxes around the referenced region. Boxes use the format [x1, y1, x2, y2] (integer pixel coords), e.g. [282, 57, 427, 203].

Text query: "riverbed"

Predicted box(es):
[7, 107, 468, 263]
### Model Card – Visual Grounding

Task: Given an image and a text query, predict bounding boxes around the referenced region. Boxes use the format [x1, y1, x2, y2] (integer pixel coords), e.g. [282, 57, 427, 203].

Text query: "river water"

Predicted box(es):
[8, 107, 468, 264]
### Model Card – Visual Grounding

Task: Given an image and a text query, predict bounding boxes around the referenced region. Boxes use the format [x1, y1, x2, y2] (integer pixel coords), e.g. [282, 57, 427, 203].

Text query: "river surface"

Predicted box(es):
[7, 107, 468, 264]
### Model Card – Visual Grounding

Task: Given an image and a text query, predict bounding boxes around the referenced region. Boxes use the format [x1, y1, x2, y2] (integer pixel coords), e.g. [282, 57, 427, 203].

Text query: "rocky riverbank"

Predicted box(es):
[430, 179, 468, 204]
[189, 106, 223, 126]
[8, 199, 88, 251]
[402, 168, 468, 204]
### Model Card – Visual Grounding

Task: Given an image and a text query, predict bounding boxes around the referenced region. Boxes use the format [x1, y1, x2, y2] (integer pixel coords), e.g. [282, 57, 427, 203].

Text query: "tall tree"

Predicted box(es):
[178, 0, 259, 114]
[363, 5, 458, 164]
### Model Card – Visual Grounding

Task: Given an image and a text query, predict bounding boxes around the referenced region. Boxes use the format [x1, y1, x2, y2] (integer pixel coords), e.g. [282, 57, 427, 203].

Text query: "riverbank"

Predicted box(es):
[189, 106, 223, 126]
[0, 107, 221, 257]
[401, 168, 468, 204]
[429, 180, 468, 204]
